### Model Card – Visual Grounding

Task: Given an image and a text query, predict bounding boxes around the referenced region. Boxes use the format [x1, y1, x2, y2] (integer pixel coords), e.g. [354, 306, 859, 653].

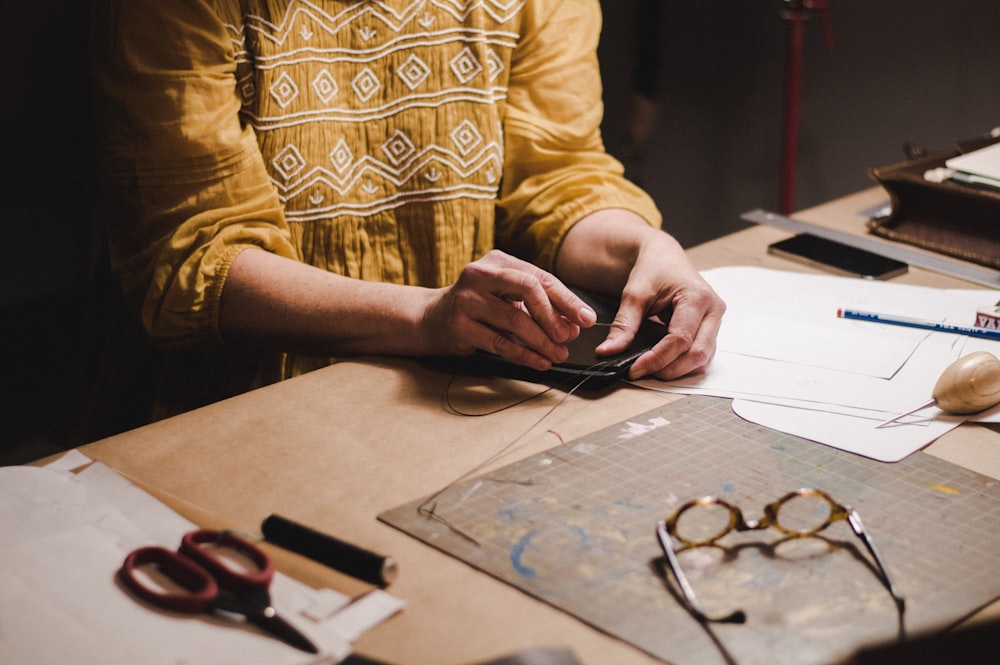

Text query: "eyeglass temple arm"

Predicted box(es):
[846, 511, 906, 612]
[655, 522, 746, 624]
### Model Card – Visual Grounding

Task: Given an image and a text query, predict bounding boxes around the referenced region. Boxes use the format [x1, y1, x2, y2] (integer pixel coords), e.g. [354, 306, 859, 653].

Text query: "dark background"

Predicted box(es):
[3, 1, 999, 465]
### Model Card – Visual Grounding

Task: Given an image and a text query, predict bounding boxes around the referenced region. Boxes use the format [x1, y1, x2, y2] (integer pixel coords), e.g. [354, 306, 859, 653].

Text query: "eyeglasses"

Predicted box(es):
[655, 488, 905, 624]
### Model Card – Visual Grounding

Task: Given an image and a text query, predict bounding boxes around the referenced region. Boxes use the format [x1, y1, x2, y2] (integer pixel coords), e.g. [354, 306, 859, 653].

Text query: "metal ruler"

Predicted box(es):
[741, 208, 1000, 288]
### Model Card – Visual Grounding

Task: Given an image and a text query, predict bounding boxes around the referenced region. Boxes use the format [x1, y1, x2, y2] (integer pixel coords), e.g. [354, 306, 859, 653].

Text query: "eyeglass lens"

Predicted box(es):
[673, 501, 732, 544]
[771, 492, 834, 534]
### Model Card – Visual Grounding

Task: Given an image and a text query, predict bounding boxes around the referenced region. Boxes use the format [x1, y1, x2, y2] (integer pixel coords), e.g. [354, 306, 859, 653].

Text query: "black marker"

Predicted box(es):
[261, 514, 398, 587]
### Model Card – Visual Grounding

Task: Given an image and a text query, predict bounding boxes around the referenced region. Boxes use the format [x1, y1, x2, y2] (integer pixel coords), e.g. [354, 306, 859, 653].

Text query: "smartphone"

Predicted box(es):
[767, 233, 908, 280]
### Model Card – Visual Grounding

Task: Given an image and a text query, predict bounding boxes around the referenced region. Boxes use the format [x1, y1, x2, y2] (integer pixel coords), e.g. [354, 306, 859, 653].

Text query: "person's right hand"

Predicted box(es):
[423, 250, 597, 370]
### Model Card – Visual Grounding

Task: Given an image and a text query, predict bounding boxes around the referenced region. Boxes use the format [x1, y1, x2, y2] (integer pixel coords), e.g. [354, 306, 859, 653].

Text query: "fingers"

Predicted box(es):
[497, 255, 598, 335]
[627, 286, 725, 380]
[443, 251, 597, 370]
[594, 293, 647, 357]
[628, 311, 721, 380]
[590, 273, 724, 381]
[479, 294, 572, 369]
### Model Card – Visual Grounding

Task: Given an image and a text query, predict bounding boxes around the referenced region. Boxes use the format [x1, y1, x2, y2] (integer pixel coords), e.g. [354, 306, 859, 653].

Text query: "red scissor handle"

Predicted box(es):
[179, 530, 274, 592]
[119, 546, 218, 613]
[120, 530, 274, 613]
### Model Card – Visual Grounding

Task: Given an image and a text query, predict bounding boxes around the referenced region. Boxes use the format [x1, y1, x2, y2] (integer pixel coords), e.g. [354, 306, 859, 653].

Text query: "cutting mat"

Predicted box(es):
[379, 396, 1000, 665]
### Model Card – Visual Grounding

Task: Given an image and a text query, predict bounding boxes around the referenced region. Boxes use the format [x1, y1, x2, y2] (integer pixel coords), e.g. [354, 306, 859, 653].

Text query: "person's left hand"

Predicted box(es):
[594, 233, 725, 380]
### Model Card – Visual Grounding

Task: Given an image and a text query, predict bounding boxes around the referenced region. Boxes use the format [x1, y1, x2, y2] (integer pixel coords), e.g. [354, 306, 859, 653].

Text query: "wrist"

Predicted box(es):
[556, 209, 661, 293]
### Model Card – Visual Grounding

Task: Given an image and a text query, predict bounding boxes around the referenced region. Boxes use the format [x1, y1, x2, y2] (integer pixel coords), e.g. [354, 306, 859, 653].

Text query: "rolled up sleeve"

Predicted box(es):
[495, 0, 661, 272]
[91, 0, 297, 349]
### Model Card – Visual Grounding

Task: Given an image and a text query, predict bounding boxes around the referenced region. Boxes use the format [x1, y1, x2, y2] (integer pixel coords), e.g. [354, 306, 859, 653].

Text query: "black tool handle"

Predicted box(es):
[261, 514, 398, 587]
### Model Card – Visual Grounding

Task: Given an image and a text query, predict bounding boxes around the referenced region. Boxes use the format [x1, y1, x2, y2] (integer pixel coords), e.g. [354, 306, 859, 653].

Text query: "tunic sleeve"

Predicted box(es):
[495, 0, 662, 272]
[90, 0, 298, 349]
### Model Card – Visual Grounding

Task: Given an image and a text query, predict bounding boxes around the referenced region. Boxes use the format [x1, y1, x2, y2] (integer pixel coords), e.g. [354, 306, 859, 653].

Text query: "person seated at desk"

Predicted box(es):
[87, 0, 724, 430]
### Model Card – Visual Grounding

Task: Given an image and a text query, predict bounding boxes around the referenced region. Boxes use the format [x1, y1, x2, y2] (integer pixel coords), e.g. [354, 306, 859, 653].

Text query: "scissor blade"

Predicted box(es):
[247, 608, 319, 654]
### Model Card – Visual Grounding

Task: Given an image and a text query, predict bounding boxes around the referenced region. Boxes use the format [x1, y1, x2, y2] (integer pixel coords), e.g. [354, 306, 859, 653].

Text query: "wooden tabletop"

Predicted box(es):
[77, 188, 1000, 665]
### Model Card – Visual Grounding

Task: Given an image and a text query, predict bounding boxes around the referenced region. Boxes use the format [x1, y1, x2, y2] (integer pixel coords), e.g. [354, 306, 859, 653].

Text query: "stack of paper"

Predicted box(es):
[944, 142, 1000, 190]
[635, 267, 1000, 462]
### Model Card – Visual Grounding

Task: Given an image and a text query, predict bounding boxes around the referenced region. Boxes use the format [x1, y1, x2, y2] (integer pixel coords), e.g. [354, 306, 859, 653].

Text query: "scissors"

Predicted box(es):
[118, 529, 319, 654]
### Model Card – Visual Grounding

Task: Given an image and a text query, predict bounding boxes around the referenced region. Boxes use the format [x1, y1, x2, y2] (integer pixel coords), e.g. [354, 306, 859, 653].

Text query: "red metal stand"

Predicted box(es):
[779, 0, 835, 214]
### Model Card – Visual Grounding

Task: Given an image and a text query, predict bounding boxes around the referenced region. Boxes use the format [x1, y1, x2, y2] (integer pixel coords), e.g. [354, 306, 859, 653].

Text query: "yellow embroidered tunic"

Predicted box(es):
[91, 0, 660, 418]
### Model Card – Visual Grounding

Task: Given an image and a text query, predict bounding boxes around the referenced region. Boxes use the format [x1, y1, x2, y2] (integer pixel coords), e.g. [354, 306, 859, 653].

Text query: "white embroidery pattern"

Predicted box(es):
[269, 71, 300, 108]
[311, 69, 339, 104]
[224, 0, 521, 222]
[397, 54, 430, 90]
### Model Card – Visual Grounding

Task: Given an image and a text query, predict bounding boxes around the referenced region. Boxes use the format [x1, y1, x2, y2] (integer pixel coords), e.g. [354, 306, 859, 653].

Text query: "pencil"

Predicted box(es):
[837, 308, 1000, 341]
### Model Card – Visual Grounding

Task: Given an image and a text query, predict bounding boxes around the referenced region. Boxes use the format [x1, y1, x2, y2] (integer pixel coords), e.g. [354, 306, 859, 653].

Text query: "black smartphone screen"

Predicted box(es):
[767, 234, 908, 280]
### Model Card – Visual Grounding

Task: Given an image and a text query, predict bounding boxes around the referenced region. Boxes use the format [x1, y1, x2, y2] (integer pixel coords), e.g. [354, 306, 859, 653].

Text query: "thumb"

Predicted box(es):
[595, 302, 643, 356]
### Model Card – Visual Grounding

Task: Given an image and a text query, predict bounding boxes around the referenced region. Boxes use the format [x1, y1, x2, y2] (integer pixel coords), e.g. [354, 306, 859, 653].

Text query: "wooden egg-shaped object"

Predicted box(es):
[932, 351, 1000, 414]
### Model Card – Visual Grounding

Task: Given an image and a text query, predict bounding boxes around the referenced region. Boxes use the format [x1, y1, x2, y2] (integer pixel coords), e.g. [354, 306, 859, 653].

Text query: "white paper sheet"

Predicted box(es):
[730, 400, 981, 462]
[719, 314, 914, 378]
[635, 267, 1000, 462]
[0, 462, 402, 664]
[946, 141, 1000, 182]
